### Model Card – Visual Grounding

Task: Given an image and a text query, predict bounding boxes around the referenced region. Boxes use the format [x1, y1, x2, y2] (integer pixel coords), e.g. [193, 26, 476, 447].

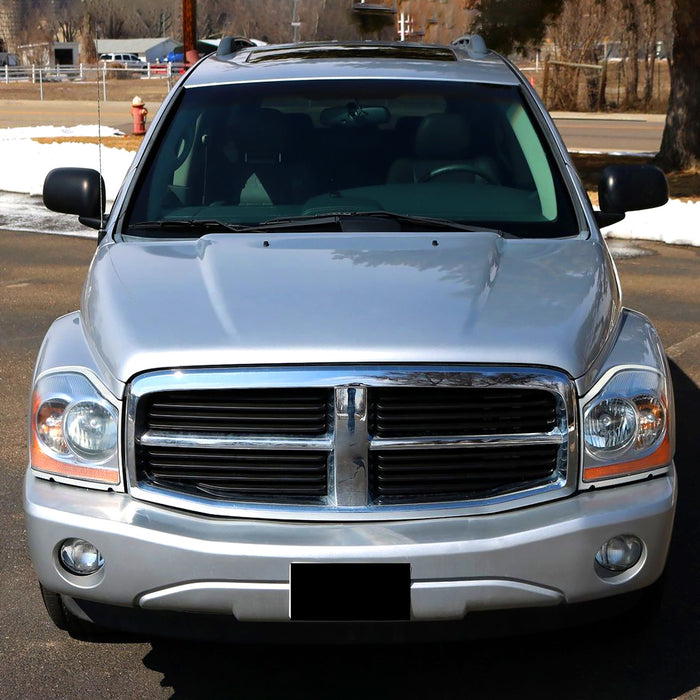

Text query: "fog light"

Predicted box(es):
[595, 535, 643, 572]
[59, 538, 104, 576]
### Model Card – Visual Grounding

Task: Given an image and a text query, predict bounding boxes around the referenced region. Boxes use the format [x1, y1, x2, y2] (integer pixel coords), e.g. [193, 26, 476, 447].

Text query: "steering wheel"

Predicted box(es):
[418, 163, 498, 185]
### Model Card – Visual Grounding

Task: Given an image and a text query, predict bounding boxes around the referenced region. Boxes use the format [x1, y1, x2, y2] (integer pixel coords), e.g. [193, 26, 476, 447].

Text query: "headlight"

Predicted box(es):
[64, 401, 118, 460]
[583, 369, 672, 482]
[30, 372, 120, 485]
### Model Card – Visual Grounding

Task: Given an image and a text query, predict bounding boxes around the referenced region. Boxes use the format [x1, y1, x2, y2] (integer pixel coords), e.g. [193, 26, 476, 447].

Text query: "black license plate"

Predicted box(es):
[290, 563, 411, 621]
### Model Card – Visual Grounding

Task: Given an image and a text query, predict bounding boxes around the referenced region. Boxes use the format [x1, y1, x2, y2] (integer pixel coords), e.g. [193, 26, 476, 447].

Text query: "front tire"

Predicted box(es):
[39, 584, 114, 640]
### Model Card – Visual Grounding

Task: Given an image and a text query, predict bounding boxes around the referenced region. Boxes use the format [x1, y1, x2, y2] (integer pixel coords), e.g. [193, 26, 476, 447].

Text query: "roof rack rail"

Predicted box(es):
[216, 36, 256, 57]
[451, 35, 489, 59]
[246, 43, 458, 63]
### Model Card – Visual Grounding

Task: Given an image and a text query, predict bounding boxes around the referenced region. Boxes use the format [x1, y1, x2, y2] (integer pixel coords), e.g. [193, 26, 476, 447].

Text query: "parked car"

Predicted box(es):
[98, 52, 146, 70]
[0, 51, 19, 67]
[30, 36, 675, 641]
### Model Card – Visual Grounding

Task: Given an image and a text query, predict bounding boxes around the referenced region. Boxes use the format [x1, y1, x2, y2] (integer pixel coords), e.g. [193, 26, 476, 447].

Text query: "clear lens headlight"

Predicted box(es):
[30, 372, 120, 485]
[584, 398, 637, 453]
[65, 401, 118, 460]
[583, 369, 671, 482]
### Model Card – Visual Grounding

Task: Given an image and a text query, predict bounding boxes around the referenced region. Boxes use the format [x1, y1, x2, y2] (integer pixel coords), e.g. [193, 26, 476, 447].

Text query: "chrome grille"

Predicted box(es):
[126, 367, 577, 521]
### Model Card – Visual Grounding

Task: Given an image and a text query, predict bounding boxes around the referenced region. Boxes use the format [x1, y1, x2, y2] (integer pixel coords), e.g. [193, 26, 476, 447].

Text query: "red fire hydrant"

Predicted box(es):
[131, 96, 148, 135]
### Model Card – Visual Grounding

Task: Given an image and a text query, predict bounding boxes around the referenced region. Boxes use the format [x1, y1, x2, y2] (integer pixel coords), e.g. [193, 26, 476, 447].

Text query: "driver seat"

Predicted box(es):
[386, 113, 499, 185]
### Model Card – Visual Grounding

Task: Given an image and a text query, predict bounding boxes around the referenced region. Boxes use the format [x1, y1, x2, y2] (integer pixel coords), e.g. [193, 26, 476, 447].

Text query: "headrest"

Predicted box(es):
[230, 108, 289, 162]
[414, 113, 471, 159]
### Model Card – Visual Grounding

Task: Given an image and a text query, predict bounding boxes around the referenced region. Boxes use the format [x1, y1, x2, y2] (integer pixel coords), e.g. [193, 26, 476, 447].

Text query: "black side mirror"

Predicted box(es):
[598, 164, 668, 214]
[43, 168, 106, 230]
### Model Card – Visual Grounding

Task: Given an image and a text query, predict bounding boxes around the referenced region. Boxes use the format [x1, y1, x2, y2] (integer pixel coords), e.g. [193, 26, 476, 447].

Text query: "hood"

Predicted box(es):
[83, 232, 619, 385]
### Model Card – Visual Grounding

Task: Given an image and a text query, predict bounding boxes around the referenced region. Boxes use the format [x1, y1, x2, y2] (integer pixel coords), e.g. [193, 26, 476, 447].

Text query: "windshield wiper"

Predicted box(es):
[258, 211, 508, 235]
[127, 213, 512, 237]
[127, 219, 255, 235]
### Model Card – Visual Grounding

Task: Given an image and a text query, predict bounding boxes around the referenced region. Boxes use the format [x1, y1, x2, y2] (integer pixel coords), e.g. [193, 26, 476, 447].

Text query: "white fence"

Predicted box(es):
[1, 62, 186, 99]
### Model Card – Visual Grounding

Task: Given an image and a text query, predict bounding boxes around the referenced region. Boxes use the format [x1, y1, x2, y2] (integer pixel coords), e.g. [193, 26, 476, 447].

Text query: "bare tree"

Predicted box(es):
[619, 0, 641, 106]
[132, 6, 174, 38]
[546, 0, 609, 109]
[80, 11, 98, 63]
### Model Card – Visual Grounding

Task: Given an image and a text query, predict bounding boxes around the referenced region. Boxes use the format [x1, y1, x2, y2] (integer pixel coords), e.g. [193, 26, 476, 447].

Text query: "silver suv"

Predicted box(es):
[99, 52, 146, 69]
[29, 37, 675, 640]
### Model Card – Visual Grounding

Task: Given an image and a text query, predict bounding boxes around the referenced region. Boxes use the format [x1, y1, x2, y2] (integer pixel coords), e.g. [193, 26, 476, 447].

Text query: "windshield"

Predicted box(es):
[124, 79, 579, 238]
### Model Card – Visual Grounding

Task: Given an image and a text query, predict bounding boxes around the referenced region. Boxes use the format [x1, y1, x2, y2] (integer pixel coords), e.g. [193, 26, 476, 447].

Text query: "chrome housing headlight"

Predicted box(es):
[583, 368, 671, 482]
[30, 372, 120, 485]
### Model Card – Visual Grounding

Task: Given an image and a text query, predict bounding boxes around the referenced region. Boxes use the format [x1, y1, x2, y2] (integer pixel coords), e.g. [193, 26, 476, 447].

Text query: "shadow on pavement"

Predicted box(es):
[140, 361, 699, 700]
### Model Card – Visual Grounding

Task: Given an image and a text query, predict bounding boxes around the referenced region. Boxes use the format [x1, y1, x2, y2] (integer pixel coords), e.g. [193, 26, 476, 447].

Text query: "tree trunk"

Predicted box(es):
[643, 41, 656, 109]
[656, 0, 700, 170]
[621, 0, 639, 107]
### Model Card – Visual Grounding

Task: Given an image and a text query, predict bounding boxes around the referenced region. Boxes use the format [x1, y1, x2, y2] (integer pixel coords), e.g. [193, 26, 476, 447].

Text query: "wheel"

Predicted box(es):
[39, 584, 111, 640]
[615, 570, 667, 636]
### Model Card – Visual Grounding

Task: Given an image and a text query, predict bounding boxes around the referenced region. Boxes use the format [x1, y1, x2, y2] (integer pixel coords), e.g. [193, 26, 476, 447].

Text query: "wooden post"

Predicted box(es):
[542, 57, 551, 107]
[598, 60, 608, 112]
[182, 0, 197, 63]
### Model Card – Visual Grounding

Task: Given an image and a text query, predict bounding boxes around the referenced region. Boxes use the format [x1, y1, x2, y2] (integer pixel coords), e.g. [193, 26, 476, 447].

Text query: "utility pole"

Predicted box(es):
[291, 0, 301, 42]
[182, 0, 197, 63]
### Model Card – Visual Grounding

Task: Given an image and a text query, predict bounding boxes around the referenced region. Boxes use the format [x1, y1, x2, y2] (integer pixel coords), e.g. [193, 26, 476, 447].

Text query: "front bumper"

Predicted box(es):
[25, 467, 676, 625]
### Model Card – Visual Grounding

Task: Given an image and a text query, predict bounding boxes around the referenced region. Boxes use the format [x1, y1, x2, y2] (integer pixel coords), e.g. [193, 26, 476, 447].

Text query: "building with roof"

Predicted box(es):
[0, 0, 26, 53]
[96, 38, 178, 64]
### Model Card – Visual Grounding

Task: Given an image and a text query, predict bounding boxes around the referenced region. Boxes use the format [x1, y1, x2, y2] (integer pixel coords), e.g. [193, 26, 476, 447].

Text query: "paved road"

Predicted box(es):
[0, 99, 665, 153]
[0, 98, 162, 135]
[553, 112, 665, 154]
[1, 230, 699, 699]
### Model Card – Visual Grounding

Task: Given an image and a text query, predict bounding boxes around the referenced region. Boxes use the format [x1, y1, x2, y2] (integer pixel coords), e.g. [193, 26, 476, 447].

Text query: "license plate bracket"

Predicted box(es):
[290, 563, 410, 621]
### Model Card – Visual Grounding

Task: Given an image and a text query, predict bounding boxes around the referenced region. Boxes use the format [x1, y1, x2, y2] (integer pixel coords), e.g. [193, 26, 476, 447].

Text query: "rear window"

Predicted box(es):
[124, 79, 579, 238]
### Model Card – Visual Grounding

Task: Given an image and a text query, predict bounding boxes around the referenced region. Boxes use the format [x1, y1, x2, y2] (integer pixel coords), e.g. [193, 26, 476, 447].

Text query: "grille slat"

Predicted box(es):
[371, 444, 560, 500]
[140, 446, 329, 497]
[371, 387, 558, 438]
[147, 421, 327, 434]
[143, 388, 330, 436]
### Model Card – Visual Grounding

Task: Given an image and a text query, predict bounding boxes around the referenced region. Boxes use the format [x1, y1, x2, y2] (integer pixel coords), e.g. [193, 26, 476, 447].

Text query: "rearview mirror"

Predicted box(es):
[320, 102, 390, 128]
[43, 167, 106, 230]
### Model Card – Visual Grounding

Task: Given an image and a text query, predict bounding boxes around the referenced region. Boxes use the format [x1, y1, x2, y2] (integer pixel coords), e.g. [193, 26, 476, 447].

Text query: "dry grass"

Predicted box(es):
[571, 153, 700, 200]
[32, 135, 144, 151]
[0, 77, 172, 103]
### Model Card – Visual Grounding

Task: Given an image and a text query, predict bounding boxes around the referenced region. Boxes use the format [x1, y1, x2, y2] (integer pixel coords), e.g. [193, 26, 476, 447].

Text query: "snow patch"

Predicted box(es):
[0, 124, 125, 141]
[0, 125, 133, 200]
[603, 199, 700, 247]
